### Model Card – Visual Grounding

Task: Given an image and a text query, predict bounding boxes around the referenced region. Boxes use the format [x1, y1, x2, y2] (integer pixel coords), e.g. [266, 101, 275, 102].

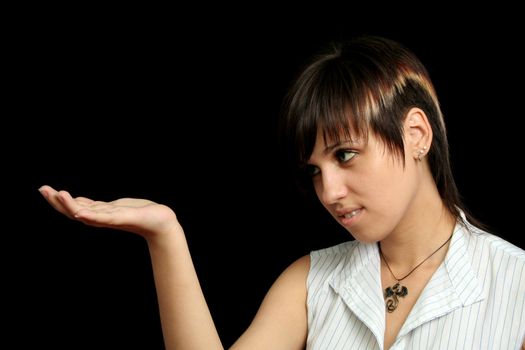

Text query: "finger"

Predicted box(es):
[75, 196, 95, 205]
[57, 190, 88, 218]
[39, 186, 76, 219]
[74, 205, 144, 230]
[74, 207, 124, 227]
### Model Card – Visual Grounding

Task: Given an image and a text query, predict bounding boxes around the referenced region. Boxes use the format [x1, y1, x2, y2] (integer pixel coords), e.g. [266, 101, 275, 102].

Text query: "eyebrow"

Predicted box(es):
[323, 140, 360, 155]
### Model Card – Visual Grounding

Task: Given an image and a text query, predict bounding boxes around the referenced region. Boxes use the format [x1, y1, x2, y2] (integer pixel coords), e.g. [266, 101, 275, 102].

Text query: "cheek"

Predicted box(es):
[365, 164, 407, 202]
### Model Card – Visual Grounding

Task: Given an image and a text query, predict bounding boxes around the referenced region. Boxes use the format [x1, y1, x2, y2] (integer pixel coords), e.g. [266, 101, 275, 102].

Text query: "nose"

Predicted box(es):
[316, 166, 348, 205]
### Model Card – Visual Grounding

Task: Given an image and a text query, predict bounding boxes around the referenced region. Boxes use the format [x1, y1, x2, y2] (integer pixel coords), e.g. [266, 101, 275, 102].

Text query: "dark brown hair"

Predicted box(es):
[280, 35, 481, 227]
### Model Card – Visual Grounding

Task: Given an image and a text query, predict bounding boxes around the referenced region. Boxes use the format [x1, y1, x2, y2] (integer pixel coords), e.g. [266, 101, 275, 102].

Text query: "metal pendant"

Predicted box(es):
[384, 282, 408, 312]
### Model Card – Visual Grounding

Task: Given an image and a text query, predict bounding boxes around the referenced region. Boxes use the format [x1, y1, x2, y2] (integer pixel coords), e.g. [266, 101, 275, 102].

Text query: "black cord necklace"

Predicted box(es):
[378, 234, 453, 313]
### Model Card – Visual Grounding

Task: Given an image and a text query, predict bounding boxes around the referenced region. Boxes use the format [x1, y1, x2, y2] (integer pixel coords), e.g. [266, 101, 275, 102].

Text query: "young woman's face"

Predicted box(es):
[306, 129, 420, 243]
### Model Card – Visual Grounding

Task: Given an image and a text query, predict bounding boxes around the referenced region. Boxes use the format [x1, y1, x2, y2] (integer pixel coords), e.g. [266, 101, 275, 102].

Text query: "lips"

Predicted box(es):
[335, 208, 362, 218]
[335, 207, 363, 228]
[342, 209, 361, 219]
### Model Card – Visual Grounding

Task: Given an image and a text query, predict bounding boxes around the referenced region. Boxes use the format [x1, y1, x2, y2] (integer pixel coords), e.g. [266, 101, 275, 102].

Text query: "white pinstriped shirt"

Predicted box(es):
[306, 221, 525, 349]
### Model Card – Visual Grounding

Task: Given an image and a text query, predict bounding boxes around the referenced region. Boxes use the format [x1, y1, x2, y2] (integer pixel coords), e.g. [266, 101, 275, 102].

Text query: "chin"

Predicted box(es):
[345, 228, 384, 244]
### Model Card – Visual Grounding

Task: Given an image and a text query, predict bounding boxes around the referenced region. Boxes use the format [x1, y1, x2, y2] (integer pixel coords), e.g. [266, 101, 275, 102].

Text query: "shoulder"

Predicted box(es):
[310, 240, 360, 260]
[277, 241, 360, 288]
[461, 224, 525, 293]
[464, 224, 525, 263]
[307, 240, 360, 289]
[267, 255, 311, 295]
[281, 254, 311, 278]
[458, 224, 525, 347]
[309, 240, 360, 274]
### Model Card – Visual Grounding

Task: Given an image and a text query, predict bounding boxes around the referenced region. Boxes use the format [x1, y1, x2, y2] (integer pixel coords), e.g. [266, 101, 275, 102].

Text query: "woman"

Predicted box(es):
[39, 36, 525, 349]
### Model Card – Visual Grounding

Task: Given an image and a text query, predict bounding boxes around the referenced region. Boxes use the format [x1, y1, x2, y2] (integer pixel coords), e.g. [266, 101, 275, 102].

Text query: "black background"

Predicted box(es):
[10, 6, 524, 349]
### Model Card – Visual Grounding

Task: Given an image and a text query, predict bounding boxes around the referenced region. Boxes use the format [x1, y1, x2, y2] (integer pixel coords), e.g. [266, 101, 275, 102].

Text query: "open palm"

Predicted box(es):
[39, 185, 180, 239]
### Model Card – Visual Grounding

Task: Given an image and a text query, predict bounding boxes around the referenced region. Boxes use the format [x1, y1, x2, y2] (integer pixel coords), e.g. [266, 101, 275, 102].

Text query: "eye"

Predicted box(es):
[304, 164, 320, 177]
[335, 149, 357, 163]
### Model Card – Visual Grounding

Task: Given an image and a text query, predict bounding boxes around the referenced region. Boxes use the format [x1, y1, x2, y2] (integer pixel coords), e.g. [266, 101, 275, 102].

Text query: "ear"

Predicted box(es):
[403, 107, 432, 161]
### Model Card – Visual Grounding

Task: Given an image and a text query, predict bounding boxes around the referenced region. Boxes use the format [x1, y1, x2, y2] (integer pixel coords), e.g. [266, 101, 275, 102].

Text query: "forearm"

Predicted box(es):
[147, 226, 223, 350]
[38, 187, 224, 349]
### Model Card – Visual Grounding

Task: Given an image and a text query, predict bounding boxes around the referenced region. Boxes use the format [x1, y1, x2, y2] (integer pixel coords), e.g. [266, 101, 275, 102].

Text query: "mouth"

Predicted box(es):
[336, 208, 363, 227]
[340, 209, 361, 219]
[336, 208, 362, 218]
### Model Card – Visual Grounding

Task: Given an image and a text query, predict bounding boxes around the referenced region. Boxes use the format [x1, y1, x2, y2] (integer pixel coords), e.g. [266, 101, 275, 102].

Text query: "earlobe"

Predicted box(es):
[416, 146, 427, 161]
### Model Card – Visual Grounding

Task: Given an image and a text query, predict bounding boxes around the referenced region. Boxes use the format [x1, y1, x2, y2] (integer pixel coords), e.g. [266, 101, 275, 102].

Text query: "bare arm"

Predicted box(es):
[146, 218, 223, 349]
[231, 255, 309, 350]
[39, 185, 309, 350]
[39, 185, 222, 349]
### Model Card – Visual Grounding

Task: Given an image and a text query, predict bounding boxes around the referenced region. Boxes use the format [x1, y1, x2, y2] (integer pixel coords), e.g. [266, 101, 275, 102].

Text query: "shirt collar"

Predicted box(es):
[328, 219, 485, 344]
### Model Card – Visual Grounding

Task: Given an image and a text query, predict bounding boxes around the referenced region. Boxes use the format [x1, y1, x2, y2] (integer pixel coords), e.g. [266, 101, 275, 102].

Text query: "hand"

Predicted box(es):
[39, 185, 181, 240]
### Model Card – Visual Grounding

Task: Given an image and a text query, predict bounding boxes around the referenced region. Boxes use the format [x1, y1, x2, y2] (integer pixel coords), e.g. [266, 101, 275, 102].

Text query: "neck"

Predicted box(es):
[378, 194, 456, 270]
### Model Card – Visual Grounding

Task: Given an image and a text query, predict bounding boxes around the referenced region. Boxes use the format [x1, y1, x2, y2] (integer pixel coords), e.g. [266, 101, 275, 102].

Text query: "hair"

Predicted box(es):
[280, 35, 481, 228]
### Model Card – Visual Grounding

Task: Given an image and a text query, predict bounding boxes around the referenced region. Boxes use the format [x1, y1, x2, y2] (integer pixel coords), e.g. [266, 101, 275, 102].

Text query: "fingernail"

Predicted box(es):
[38, 187, 47, 198]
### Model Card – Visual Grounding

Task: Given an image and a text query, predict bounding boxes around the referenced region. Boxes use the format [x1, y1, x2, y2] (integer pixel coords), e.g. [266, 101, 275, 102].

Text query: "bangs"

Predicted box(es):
[280, 36, 438, 176]
[278, 35, 468, 228]
[283, 57, 372, 167]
